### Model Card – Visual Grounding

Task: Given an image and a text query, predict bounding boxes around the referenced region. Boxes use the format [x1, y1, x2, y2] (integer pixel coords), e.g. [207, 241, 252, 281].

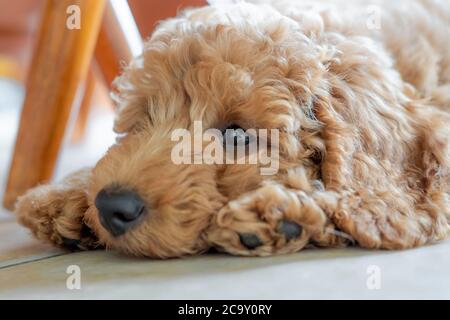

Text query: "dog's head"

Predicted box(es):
[83, 3, 405, 257]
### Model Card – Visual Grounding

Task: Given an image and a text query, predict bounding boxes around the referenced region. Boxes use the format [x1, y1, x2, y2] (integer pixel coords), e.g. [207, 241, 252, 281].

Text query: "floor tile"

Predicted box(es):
[1, 241, 449, 299]
[0, 218, 64, 269]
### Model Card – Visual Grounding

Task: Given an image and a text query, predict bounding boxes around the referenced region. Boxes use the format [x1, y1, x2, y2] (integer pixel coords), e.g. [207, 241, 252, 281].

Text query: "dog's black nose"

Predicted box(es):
[95, 188, 145, 237]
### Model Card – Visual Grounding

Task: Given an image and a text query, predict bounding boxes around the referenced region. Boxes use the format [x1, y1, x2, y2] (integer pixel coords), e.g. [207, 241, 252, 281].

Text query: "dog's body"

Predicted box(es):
[16, 0, 450, 258]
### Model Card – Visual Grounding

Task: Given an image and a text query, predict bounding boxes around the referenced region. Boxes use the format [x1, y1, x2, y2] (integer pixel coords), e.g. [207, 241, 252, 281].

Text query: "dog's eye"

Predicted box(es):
[222, 124, 250, 146]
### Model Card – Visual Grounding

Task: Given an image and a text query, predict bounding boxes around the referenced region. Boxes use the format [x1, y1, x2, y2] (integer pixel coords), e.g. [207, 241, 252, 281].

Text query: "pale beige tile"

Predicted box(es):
[0, 219, 64, 268]
[0, 209, 13, 221]
[1, 240, 450, 299]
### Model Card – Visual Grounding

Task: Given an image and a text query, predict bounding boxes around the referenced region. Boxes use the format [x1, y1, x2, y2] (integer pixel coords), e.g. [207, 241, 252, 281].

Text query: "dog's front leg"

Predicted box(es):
[329, 188, 450, 250]
[15, 168, 99, 251]
[206, 183, 349, 256]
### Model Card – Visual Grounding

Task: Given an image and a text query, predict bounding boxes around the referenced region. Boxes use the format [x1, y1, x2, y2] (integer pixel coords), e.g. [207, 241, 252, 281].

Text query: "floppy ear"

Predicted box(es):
[113, 98, 148, 134]
[112, 57, 151, 134]
[111, 24, 193, 134]
[312, 35, 450, 249]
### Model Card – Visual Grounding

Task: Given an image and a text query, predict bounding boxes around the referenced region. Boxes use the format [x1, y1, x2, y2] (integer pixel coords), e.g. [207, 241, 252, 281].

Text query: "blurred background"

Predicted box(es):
[0, 0, 206, 214]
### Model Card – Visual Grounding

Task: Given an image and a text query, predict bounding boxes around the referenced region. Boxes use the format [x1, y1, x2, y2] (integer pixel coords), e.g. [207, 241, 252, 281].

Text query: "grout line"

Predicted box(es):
[0, 253, 69, 270]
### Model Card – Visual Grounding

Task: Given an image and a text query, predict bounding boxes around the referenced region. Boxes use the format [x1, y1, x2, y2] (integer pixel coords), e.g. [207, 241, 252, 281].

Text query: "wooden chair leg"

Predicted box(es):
[3, 0, 106, 210]
[71, 64, 96, 143]
[95, 0, 139, 87]
[73, 0, 141, 142]
[128, 0, 206, 38]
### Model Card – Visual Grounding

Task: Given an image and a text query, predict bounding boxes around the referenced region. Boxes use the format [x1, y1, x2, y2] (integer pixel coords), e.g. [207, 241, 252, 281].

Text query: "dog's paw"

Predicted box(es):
[237, 220, 304, 251]
[206, 184, 341, 256]
[15, 184, 98, 251]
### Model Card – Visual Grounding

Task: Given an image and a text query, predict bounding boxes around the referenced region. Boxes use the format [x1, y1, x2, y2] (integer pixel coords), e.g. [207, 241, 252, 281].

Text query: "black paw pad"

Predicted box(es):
[62, 237, 82, 251]
[278, 220, 302, 241]
[239, 233, 262, 250]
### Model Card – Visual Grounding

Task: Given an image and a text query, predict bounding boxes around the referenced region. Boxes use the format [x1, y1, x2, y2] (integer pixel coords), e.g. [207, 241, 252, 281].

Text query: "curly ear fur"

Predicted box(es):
[313, 35, 450, 248]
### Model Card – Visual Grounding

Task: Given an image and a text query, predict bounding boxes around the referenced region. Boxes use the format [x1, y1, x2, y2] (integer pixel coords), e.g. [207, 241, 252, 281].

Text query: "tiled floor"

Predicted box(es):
[0, 79, 449, 299]
[2, 213, 450, 299]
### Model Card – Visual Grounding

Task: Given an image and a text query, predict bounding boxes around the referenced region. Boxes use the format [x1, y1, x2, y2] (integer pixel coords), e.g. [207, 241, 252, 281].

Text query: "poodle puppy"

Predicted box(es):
[16, 0, 450, 258]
